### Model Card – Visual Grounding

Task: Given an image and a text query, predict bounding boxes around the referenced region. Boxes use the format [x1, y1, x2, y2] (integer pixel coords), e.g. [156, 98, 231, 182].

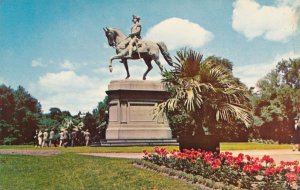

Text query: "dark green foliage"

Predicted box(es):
[0, 85, 41, 144]
[37, 117, 60, 130]
[0, 83, 109, 145]
[92, 96, 108, 139]
[83, 112, 99, 141]
[253, 58, 300, 143]
[159, 49, 253, 150]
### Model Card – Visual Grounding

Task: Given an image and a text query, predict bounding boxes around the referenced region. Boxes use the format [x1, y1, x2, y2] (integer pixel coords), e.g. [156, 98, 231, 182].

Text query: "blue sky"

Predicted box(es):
[0, 0, 299, 114]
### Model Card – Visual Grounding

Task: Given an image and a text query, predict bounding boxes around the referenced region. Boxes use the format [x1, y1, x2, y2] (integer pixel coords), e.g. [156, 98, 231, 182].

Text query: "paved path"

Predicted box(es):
[80, 149, 300, 164]
[0, 149, 61, 156]
[230, 149, 300, 164]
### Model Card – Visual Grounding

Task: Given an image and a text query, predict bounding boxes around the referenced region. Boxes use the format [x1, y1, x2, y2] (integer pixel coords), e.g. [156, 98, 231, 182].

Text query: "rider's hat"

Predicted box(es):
[132, 15, 140, 21]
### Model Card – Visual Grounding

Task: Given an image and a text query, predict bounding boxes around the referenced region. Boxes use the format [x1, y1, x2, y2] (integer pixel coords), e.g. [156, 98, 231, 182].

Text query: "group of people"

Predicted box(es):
[34, 129, 55, 148]
[34, 129, 91, 148]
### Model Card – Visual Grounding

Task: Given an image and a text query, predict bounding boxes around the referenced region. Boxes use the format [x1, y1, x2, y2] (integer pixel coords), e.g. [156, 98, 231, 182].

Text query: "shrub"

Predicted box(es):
[143, 147, 300, 189]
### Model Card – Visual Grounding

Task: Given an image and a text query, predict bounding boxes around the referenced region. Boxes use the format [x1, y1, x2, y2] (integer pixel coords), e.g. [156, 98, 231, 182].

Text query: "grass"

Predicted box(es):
[0, 142, 293, 190]
[0, 153, 196, 190]
[220, 142, 292, 150]
[0, 145, 179, 153]
[0, 142, 292, 153]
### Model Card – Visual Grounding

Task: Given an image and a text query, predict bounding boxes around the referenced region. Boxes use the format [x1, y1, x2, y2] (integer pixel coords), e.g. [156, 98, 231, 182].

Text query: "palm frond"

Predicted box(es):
[157, 48, 254, 131]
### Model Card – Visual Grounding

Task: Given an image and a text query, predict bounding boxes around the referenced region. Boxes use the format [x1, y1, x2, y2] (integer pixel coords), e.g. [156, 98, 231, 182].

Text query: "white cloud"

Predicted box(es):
[31, 67, 163, 114]
[144, 17, 213, 50]
[232, 0, 299, 42]
[31, 58, 46, 67]
[31, 71, 107, 114]
[233, 51, 300, 88]
[60, 59, 76, 70]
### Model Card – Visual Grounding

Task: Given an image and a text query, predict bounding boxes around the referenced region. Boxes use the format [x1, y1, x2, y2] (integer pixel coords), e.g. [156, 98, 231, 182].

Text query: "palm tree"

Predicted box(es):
[155, 49, 253, 151]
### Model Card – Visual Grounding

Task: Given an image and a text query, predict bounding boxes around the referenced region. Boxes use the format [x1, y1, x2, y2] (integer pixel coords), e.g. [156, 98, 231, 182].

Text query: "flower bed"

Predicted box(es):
[143, 147, 300, 189]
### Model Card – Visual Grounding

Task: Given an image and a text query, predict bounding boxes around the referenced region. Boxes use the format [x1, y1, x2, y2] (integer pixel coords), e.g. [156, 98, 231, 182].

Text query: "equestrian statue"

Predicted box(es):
[103, 15, 173, 80]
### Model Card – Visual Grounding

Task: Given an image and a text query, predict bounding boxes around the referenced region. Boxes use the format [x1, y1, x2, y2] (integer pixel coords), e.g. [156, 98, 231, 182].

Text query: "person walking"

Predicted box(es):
[38, 130, 43, 148]
[42, 130, 48, 147]
[59, 129, 64, 147]
[62, 130, 69, 147]
[71, 130, 77, 147]
[33, 130, 38, 148]
[83, 129, 90, 146]
[48, 129, 55, 147]
[293, 117, 300, 151]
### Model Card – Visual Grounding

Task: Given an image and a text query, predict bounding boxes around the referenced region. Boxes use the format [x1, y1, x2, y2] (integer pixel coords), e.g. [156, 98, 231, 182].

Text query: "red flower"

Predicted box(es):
[286, 172, 298, 182]
[143, 149, 149, 155]
[280, 160, 299, 166]
[206, 160, 213, 166]
[154, 147, 169, 156]
[294, 166, 300, 174]
[260, 155, 275, 165]
[275, 166, 284, 173]
[212, 164, 220, 170]
[245, 155, 251, 161]
[264, 168, 277, 176]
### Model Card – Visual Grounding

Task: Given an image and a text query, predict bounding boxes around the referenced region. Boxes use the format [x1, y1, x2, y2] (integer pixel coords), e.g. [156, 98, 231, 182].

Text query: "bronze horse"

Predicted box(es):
[103, 27, 173, 80]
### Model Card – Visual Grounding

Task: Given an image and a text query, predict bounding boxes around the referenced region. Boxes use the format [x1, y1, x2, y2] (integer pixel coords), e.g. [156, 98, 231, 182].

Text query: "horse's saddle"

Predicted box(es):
[133, 41, 147, 53]
[119, 39, 147, 53]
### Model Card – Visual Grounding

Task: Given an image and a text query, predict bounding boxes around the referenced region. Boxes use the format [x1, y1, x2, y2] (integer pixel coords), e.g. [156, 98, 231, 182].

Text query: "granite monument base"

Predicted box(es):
[99, 80, 178, 146]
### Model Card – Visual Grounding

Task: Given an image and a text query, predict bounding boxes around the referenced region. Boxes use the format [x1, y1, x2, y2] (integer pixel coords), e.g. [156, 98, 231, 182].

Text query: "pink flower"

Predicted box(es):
[243, 163, 262, 174]
[212, 164, 220, 170]
[264, 168, 277, 176]
[294, 166, 300, 174]
[260, 155, 275, 165]
[286, 172, 298, 182]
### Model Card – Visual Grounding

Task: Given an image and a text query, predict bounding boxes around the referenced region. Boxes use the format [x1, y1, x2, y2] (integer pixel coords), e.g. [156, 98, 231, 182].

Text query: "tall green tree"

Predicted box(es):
[0, 85, 42, 144]
[0, 85, 19, 144]
[13, 86, 42, 143]
[0, 85, 16, 123]
[253, 58, 300, 143]
[155, 49, 253, 151]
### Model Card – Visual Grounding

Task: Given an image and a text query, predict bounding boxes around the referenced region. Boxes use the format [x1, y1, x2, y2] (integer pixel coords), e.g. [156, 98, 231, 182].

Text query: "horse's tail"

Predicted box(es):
[157, 42, 173, 66]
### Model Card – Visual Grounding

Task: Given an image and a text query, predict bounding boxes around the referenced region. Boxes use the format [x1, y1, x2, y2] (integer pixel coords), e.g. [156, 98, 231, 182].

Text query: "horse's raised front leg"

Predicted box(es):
[143, 58, 153, 80]
[122, 59, 130, 79]
[108, 50, 128, 73]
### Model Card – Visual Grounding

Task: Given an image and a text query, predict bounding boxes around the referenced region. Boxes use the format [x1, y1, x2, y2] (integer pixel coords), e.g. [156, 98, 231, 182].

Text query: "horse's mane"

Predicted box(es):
[109, 27, 126, 38]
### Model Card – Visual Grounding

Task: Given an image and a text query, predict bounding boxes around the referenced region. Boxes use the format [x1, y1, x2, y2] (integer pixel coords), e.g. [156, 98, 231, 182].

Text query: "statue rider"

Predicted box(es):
[125, 15, 142, 58]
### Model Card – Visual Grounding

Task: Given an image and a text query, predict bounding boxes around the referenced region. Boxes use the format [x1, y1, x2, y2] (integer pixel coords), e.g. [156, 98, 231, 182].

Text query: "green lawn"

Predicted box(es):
[0, 145, 179, 153]
[220, 142, 292, 150]
[0, 153, 196, 190]
[0, 142, 292, 153]
[0, 142, 293, 190]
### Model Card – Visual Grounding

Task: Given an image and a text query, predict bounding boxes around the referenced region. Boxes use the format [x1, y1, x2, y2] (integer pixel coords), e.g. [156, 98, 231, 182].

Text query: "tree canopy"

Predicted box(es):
[252, 58, 300, 143]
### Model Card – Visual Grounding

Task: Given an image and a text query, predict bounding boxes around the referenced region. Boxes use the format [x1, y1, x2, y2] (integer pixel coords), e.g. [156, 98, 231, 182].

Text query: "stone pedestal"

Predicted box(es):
[101, 80, 177, 146]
